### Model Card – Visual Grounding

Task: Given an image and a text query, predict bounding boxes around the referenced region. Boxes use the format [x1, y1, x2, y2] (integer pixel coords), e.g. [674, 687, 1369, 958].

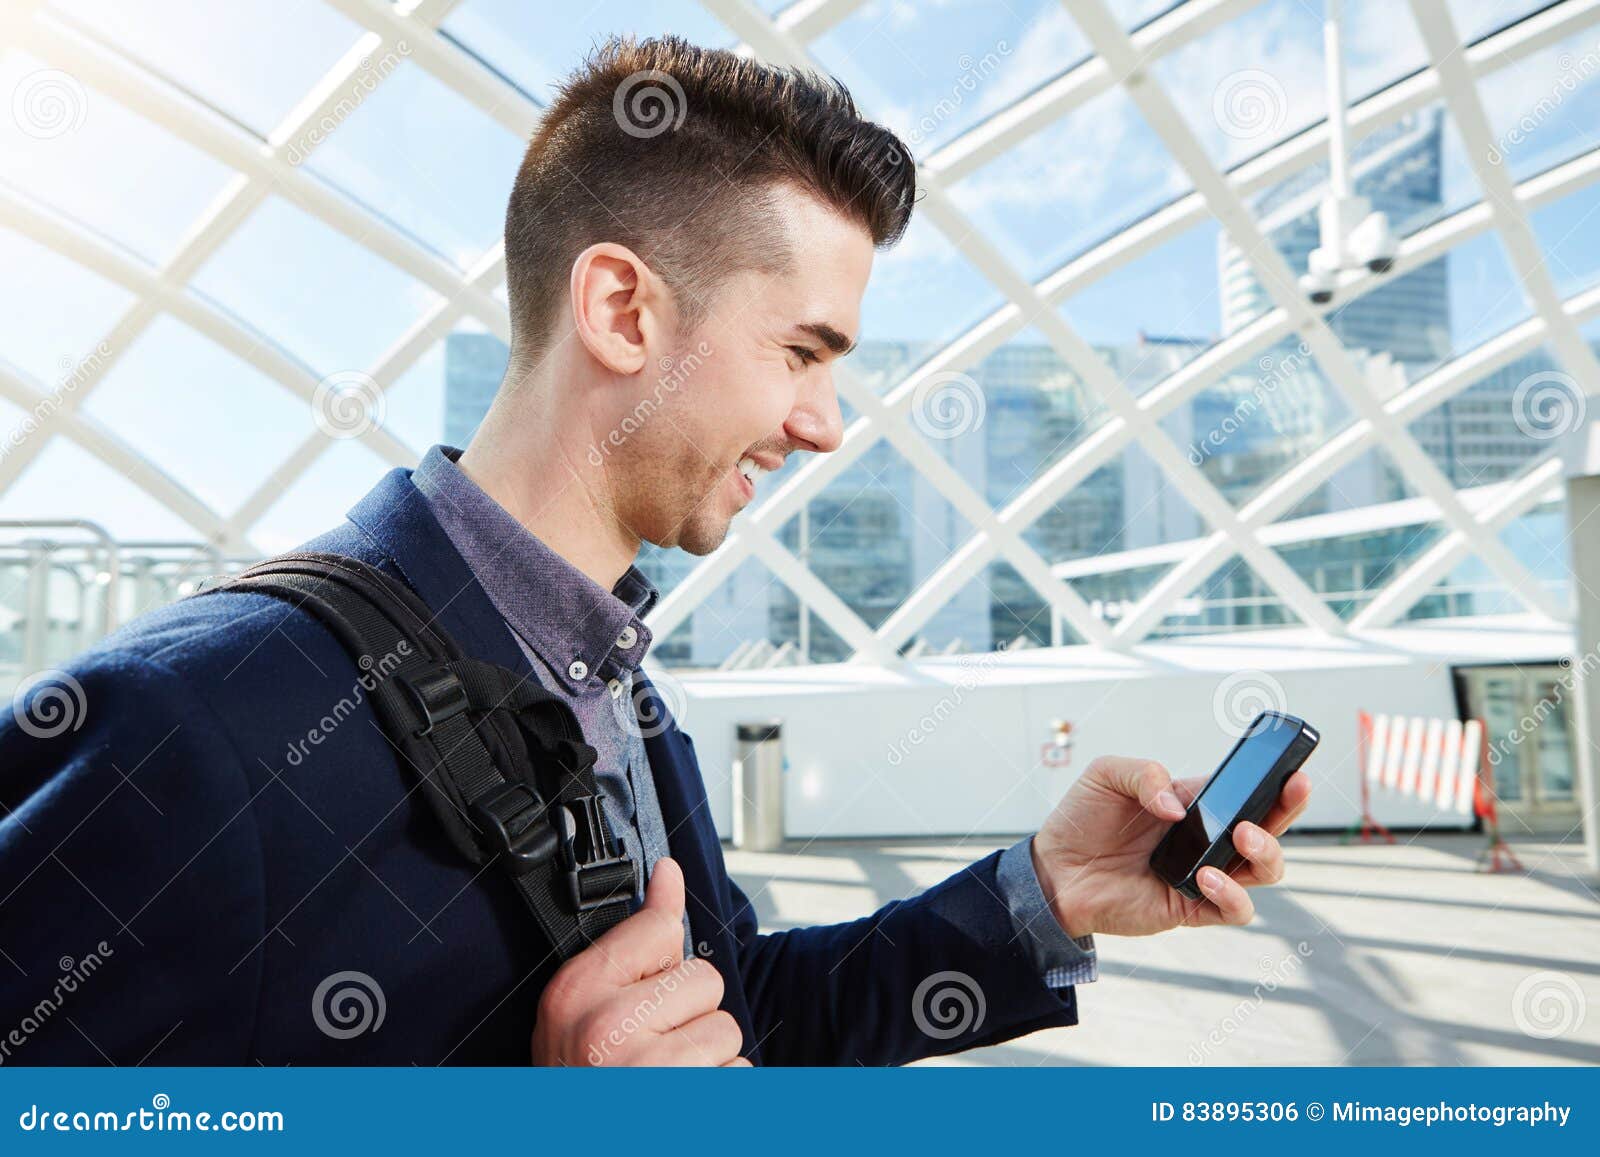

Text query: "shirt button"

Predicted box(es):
[616, 625, 638, 649]
[568, 659, 589, 681]
[608, 678, 623, 699]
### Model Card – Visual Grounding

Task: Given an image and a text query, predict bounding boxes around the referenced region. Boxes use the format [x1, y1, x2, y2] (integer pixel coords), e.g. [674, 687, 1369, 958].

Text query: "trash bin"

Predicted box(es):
[733, 720, 784, 851]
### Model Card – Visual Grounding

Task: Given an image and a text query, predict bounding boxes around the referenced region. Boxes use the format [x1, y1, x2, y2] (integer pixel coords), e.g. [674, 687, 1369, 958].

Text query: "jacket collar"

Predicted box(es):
[339, 467, 532, 678]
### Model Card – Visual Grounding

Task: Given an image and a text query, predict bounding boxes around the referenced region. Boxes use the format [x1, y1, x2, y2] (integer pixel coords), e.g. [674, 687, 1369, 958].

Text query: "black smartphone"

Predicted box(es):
[1149, 711, 1319, 900]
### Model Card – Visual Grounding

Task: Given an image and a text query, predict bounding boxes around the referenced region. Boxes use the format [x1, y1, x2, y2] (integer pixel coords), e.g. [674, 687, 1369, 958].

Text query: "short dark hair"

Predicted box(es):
[502, 35, 916, 373]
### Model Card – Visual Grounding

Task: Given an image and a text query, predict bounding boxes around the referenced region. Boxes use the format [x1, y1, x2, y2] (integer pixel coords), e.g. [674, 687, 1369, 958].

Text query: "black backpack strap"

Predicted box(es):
[200, 551, 635, 959]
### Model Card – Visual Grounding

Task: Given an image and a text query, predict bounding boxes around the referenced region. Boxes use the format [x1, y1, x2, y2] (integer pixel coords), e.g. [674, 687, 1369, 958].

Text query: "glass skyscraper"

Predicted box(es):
[443, 332, 509, 449]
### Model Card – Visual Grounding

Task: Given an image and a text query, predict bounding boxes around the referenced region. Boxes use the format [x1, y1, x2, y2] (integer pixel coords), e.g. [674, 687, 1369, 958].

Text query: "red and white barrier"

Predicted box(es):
[1351, 711, 1521, 872]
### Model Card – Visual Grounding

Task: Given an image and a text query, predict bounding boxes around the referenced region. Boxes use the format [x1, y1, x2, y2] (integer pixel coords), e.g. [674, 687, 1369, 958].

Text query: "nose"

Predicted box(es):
[784, 372, 845, 455]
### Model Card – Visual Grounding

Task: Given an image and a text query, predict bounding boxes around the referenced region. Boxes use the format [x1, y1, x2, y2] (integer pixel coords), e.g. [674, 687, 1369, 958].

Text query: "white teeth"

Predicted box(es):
[737, 456, 766, 484]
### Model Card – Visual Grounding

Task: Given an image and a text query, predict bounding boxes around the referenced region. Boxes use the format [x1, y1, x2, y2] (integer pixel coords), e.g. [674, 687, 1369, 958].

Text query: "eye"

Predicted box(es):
[787, 345, 820, 367]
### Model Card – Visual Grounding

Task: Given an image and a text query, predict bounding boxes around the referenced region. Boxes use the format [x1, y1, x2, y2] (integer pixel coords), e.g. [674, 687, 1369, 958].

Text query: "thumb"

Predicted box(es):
[642, 856, 686, 920]
[583, 857, 686, 986]
[1098, 756, 1185, 820]
[640, 857, 687, 974]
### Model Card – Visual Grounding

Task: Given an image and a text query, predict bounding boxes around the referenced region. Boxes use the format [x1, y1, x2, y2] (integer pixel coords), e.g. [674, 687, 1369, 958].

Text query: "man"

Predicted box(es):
[0, 37, 1309, 1067]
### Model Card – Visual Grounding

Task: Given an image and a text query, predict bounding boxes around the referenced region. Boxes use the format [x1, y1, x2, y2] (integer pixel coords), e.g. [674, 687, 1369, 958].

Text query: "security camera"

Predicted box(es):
[1304, 194, 1396, 299]
[1300, 265, 1337, 305]
[1308, 2, 1400, 292]
[1348, 207, 1396, 274]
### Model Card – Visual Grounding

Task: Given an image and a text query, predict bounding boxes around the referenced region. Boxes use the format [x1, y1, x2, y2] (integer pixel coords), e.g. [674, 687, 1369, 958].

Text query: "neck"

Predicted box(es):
[458, 412, 639, 593]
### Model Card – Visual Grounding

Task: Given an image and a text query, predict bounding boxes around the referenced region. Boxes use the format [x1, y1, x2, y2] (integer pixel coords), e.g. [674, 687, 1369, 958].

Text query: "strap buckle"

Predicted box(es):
[401, 667, 469, 737]
[557, 796, 636, 913]
[469, 782, 559, 868]
[525, 731, 597, 778]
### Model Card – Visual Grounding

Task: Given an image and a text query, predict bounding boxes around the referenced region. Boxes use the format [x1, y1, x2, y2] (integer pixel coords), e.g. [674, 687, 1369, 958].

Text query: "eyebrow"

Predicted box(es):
[795, 322, 856, 357]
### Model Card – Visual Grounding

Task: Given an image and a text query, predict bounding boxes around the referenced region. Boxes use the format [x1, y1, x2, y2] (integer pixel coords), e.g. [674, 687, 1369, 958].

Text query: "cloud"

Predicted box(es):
[965, 5, 1089, 122]
[950, 85, 1184, 219]
[1155, 1, 1325, 169]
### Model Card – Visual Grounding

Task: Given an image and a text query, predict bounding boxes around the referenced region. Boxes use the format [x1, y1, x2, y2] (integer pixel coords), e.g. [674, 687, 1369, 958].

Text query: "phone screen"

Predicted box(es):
[1194, 716, 1297, 840]
[1154, 714, 1299, 880]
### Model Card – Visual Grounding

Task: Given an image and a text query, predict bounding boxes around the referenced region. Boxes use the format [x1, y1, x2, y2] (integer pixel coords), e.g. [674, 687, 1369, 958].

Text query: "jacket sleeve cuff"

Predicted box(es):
[996, 836, 1098, 988]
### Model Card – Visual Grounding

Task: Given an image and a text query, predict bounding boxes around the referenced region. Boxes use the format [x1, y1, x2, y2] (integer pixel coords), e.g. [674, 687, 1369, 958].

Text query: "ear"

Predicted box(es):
[569, 243, 669, 376]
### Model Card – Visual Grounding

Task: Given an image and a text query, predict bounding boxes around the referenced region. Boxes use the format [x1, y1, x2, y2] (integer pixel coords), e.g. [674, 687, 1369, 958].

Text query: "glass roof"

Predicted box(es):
[1, 0, 1593, 668]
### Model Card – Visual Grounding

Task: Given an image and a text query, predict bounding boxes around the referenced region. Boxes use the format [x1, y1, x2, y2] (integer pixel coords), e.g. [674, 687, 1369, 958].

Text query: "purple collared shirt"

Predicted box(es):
[412, 447, 681, 942]
[410, 446, 1094, 986]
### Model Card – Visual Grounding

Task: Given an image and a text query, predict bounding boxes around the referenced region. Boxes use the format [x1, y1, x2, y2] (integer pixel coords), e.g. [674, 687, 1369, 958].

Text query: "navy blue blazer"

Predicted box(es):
[0, 469, 1077, 1065]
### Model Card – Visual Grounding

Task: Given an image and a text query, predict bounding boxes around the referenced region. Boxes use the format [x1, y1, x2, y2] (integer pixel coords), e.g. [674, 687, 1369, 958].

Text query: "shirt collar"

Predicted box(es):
[411, 445, 657, 693]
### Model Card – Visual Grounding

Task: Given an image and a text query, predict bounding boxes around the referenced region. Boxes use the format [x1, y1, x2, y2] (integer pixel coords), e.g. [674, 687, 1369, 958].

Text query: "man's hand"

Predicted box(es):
[1030, 755, 1312, 939]
[530, 858, 750, 1066]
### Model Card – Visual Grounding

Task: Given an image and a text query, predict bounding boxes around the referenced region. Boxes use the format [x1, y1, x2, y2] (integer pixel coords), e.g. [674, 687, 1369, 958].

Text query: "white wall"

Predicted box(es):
[669, 620, 1572, 840]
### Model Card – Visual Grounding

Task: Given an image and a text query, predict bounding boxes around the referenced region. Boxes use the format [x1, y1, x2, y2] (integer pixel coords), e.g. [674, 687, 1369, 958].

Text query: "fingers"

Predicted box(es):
[1155, 763, 1310, 934]
[1259, 770, 1313, 836]
[1229, 771, 1310, 888]
[622, 955, 725, 1031]
[581, 857, 686, 986]
[654, 1009, 745, 1067]
[1090, 758, 1311, 834]
[1228, 821, 1284, 887]
[1193, 865, 1254, 925]
[1097, 756, 1185, 821]
[1170, 774, 1209, 809]
[532, 858, 751, 1068]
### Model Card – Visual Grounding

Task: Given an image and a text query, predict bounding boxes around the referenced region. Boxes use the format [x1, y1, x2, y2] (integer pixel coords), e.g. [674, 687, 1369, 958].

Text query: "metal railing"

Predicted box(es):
[0, 524, 247, 695]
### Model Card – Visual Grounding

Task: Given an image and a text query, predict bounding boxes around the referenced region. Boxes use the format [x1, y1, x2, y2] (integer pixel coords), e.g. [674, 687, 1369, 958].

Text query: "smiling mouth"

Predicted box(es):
[736, 456, 768, 489]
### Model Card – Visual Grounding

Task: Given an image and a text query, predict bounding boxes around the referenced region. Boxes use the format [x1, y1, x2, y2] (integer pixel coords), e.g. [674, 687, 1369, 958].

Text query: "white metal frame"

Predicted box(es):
[1, 0, 1594, 660]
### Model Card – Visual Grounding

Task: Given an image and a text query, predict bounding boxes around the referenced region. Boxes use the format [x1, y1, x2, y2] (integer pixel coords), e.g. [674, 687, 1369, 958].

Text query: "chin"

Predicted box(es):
[676, 520, 733, 556]
[632, 485, 736, 556]
[666, 501, 737, 555]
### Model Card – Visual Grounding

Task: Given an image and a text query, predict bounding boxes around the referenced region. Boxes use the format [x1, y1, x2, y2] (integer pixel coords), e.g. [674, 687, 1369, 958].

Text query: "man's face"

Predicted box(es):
[607, 186, 873, 555]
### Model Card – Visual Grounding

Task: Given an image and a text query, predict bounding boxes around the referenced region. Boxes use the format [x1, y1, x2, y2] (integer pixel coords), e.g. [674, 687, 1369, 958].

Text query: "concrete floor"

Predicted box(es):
[724, 831, 1600, 1066]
